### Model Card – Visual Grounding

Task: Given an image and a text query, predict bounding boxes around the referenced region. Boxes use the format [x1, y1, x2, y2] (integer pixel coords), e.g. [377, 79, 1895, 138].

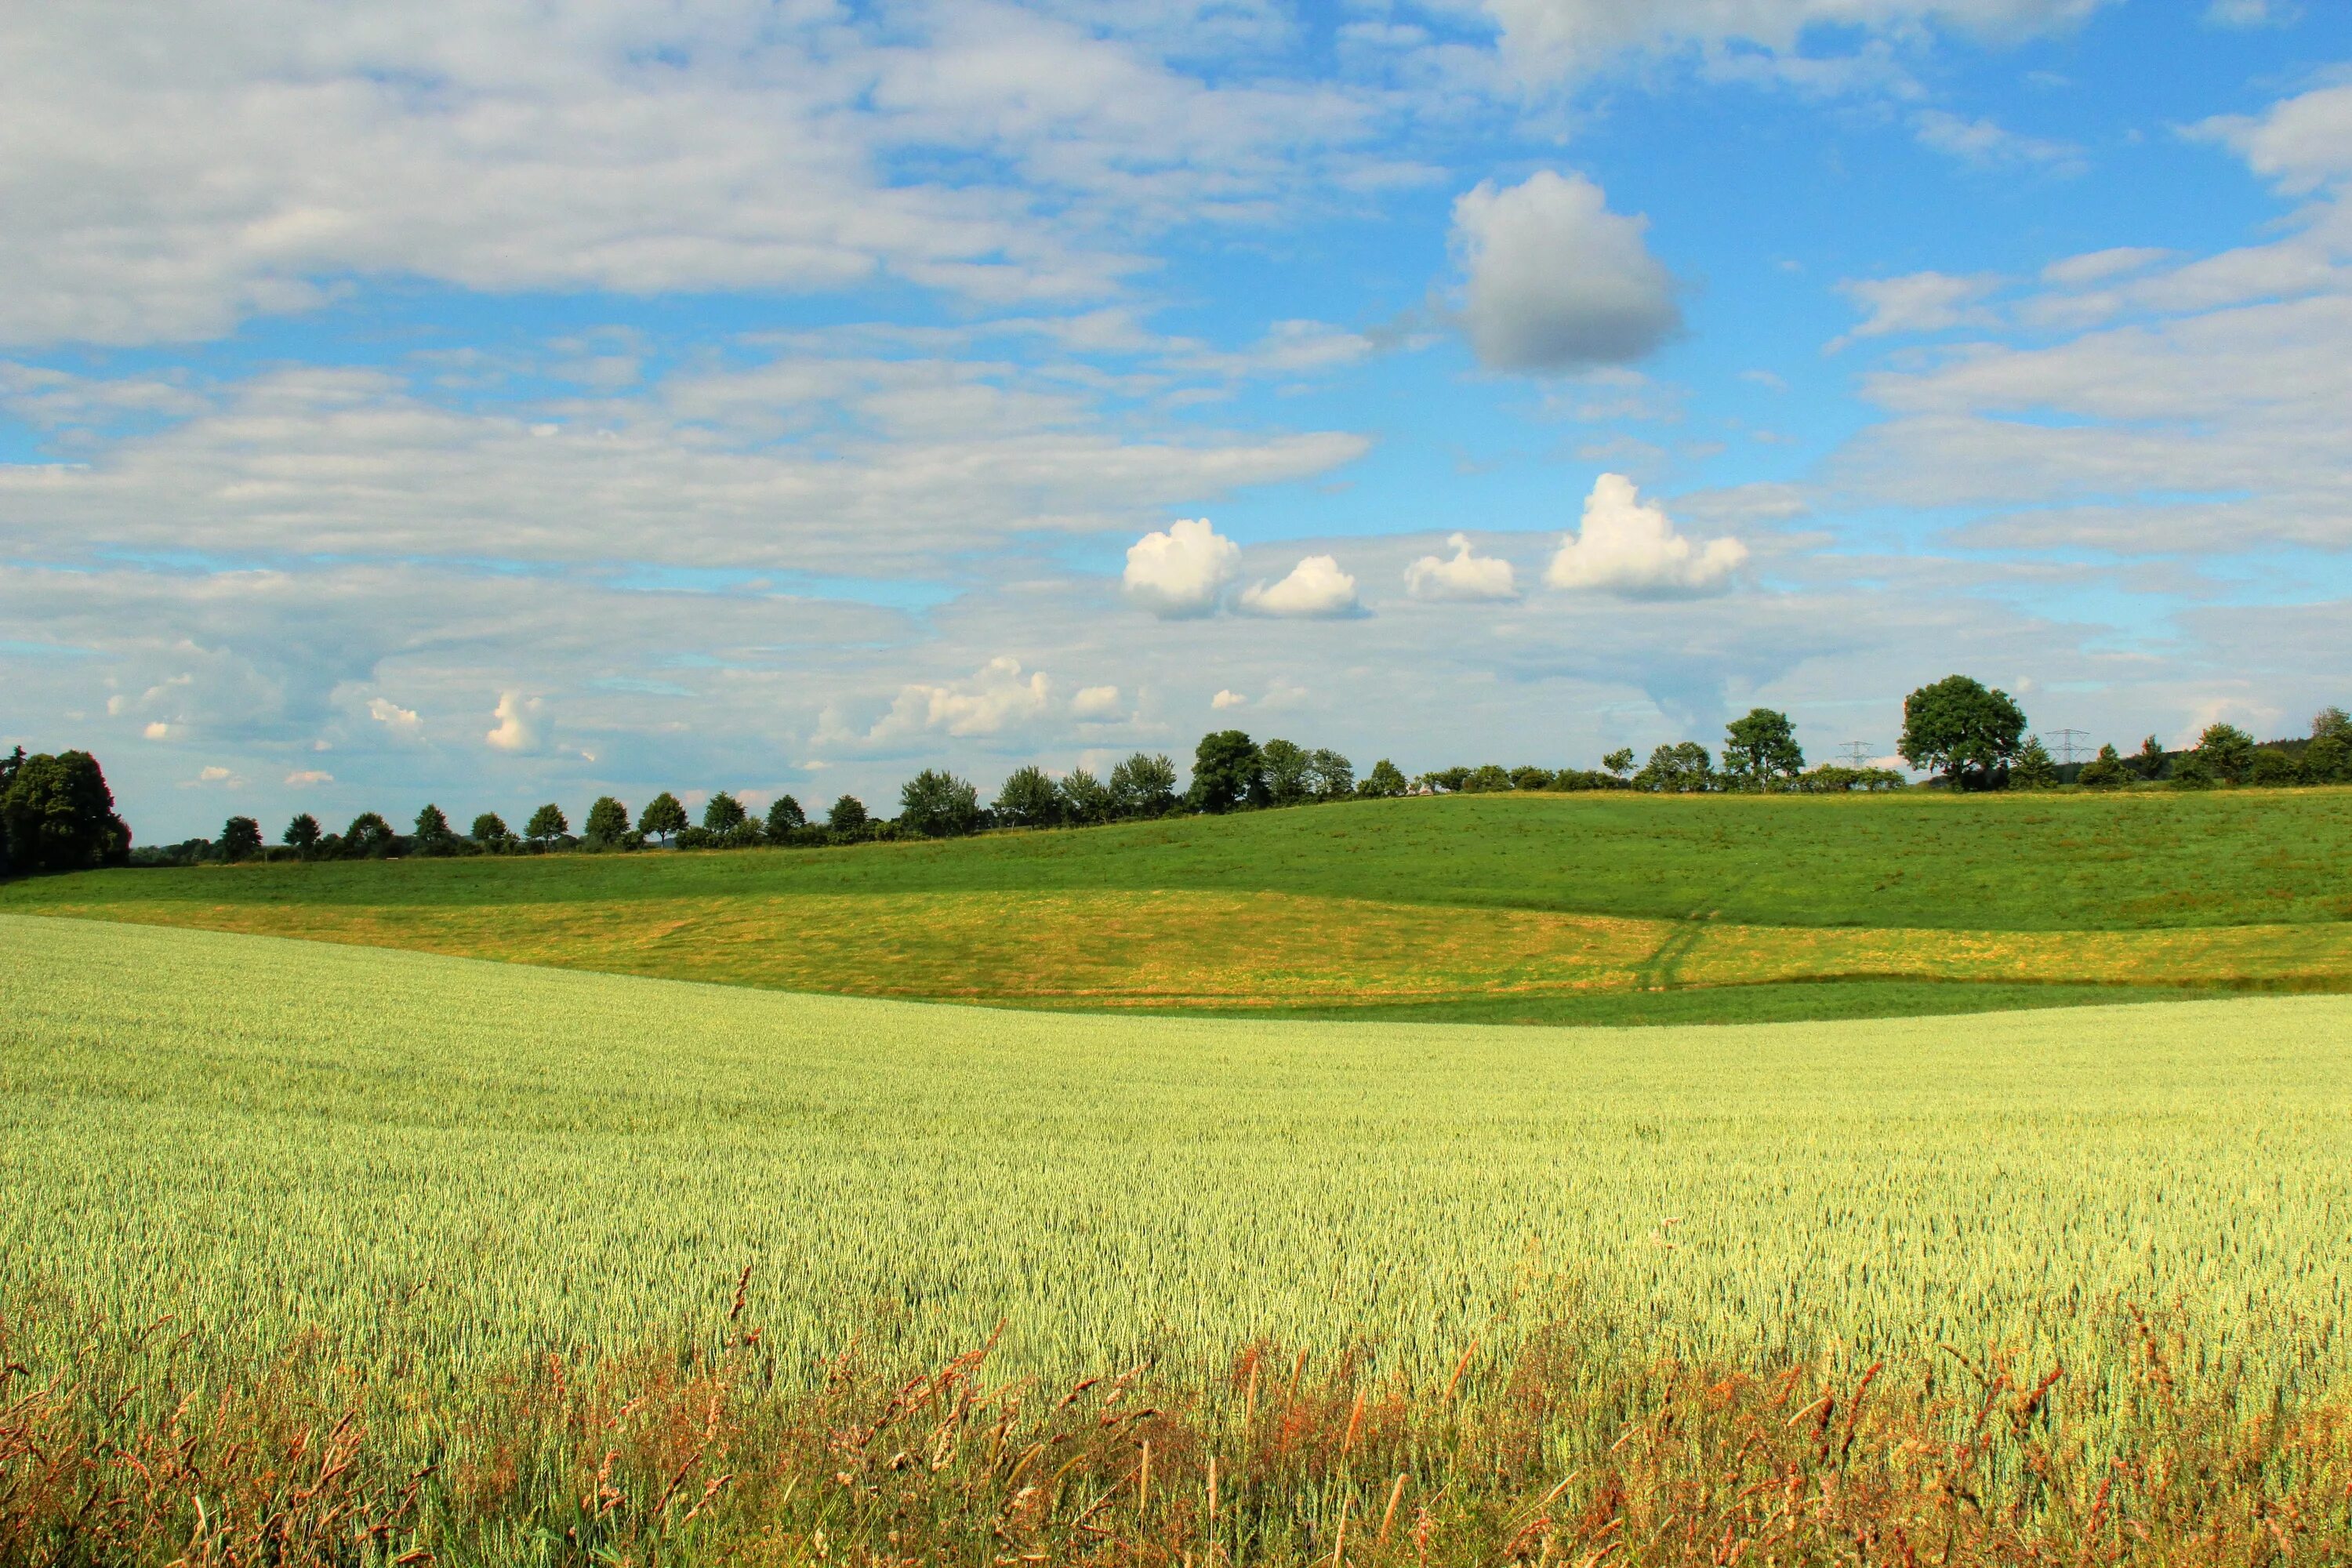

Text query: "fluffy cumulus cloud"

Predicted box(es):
[1071, 684, 1123, 720]
[1450, 171, 1681, 373]
[1544, 474, 1748, 597]
[1239, 555, 1363, 618]
[864, 657, 1055, 741]
[1124, 518, 1243, 618]
[285, 769, 333, 786]
[366, 697, 422, 737]
[485, 691, 544, 753]
[1404, 534, 1519, 602]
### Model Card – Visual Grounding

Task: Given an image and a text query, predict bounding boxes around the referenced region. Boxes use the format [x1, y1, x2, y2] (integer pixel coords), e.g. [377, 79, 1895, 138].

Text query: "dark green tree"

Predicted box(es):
[524, 803, 568, 847]
[343, 812, 398, 857]
[2171, 752, 2216, 789]
[0, 751, 132, 875]
[1634, 742, 1713, 793]
[1260, 739, 1312, 806]
[1187, 731, 1265, 813]
[702, 792, 748, 833]
[583, 796, 632, 845]
[994, 765, 1064, 829]
[284, 812, 322, 855]
[1461, 764, 1512, 793]
[826, 795, 868, 834]
[2012, 737, 2058, 790]
[1602, 747, 1635, 777]
[412, 804, 459, 855]
[1307, 750, 1355, 800]
[469, 812, 512, 848]
[639, 792, 688, 844]
[764, 795, 807, 839]
[1508, 765, 1553, 792]
[2306, 734, 2350, 784]
[1898, 676, 2027, 790]
[220, 815, 263, 862]
[1108, 753, 1179, 818]
[2076, 745, 2129, 790]
[2313, 706, 2352, 744]
[1722, 708, 1806, 788]
[898, 771, 980, 838]
[2249, 749, 2305, 787]
[2196, 723, 2254, 785]
[1059, 768, 1113, 826]
[2134, 735, 2169, 782]
[1359, 759, 1408, 798]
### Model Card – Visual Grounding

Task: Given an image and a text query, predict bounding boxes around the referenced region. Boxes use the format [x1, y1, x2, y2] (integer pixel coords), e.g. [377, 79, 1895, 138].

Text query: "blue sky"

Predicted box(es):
[5, 0, 2350, 839]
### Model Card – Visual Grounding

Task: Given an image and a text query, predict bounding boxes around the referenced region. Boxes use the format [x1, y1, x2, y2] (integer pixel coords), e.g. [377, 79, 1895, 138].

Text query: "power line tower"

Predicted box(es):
[2044, 728, 2089, 764]
[1838, 742, 1875, 768]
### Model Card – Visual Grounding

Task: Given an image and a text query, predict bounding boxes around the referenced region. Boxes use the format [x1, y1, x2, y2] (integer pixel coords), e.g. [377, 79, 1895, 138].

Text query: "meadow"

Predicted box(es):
[9, 788, 2352, 1024]
[10, 916, 2352, 1561]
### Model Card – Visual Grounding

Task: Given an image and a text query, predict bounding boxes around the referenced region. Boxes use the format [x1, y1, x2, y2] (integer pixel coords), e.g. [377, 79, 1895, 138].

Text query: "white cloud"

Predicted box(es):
[2195, 80, 2352, 196]
[2042, 247, 2172, 287]
[1404, 533, 1519, 601]
[867, 656, 1054, 740]
[2204, 0, 2297, 27]
[1910, 110, 2085, 174]
[1124, 517, 1243, 617]
[181, 764, 245, 788]
[485, 691, 543, 752]
[1832, 271, 2001, 347]
[142, 721, 169, 739]
[1544, 474, 1748, 597]
[1449, 171, 1680, 374]
[1072, 684, 1123, 719]
[1211, 688, 1247, 710]
[1239, 554, 1363, 617]
[285, 769, 333, 786]
[366, 696, 421, 737]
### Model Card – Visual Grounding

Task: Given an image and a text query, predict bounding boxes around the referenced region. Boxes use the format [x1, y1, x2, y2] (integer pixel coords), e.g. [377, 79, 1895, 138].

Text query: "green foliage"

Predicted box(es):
[524, 803, 568, 845]
[219, 816, 263, 862]
[764, 795, 807, 838]
[2314, 705, 2352, 744]
[1058, 768, 1112, 826]
[1722, 708, 1805, 787]
[1260, 739, 1312, 806]
[994, 765, 1064, 829]
[1108, 753, 1178, 818]
[826, 795, 869, 834]
[1795, 765, 1906, 793]
[2307, 735, 2350, 785]
[2171, 752, 2217, 790]
[1459, 763, 1512, 793]
[412, 804, 460, 855]
[583, 796, 632, 845]
[285, 813, 323, 854]
[341, 812, 399, 858]
[2077, 745, 2131, 790]
[1634, 742, 1712, 793]
[703, 791, 748, 833]
[1306, 748, 1354, 800]
[1359, 758, 1408, 798]
[1602, 747, 1635, 777]
[469, 812, 512, 848]
[639, 792, 688, 844]
[2012, 737, 2058, 790]
[1188, 731, 1265, 813]
[2198, 723, 2256, 785]
[1509, 764, 1553, 791]
[2249, 748, 2305, 787]
[898, 770, 980, 838]
[1900, 675, 2028, 789]
[0, 750, 131, 876]
[2136, 735, 2170, 781]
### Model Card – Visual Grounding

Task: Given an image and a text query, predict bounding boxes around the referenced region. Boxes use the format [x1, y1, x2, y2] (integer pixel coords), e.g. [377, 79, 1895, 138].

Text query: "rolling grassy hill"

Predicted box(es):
[9, 789, 2351, 1022]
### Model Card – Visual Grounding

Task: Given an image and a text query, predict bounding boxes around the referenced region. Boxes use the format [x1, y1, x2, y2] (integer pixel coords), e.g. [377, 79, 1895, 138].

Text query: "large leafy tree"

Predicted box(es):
[638, 792, 688, 844]
[2195, 723, 2254, 785]
[413, 804, 459, 855]
[994, 765, 1064, 829]
[764, 795, 806, 839]
[2077, 745, 2130, 790]
[2134, 735, 2169, 781]
[1634, 742, 1713, 793]
[285, 813, 323, 855]
[2011, 738, 2058, 790]
[524, 803, 568, 847]
[1059, 768, 1113, 826]
[0, 750, 132, 875]
[1306, 749, 1354, 800]
[220, 815, 263, 862]
[899, 771, 980, 837]
[1722, 709, 1805, 787]
[343, 812, 398, 858]
[468, 812, 511, 848]
[826, 795, 869, 834]
[1899, 676, 2027, 790]
[702, 792, 748, 833]
[1108, 753, 1178, 818]
[1602, 748, 1635, 777]
[1260, 739, 1314, 806]
[1359, 759, 1408, 798]
[583, 796, 632, 844]
[1187, 731, 1265, 813]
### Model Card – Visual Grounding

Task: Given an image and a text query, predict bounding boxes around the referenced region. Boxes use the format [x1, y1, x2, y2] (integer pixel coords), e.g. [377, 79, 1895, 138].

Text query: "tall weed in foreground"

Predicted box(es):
[7, 1284, 2350, 1567]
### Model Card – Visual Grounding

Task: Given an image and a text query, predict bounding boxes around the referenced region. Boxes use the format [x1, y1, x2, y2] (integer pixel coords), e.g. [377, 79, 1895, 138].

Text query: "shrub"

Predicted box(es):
[2249, 748, 2305, 788]
[2077, 745, 2130, 790]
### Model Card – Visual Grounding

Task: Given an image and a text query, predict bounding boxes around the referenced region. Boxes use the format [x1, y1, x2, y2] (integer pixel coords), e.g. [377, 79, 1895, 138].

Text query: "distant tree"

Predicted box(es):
[1508, 765, 1553, 792]
[2134, 735, 2169, 782]
[1722, 709, 1806, 788]
[2306, 734, 2350, 785]
[2195, 723, 2255, 785]
[899, 770, 980, 838]
[583, 796, 632, 845]
[995, 765, 1065, 829]
[1261, 739, 1312, 807]
[2249, 748, 2305, 788]
[1109, 753, 1180, 818]
[826, 794, 869, 834]
[702, 792, 747, 833]
[639, 792, 688, 844]
[1634, 742, 1713, 793]
[1899, 676, 2027, 790]
[1307, 749, 1355, 801]
[524, 802, 568, 847]
[1359, 759, 1408, 798]
[469, 812, 512, 848]
[1602, 747, 1635, 778]
[1458, 764, 1511, 793]
[764, 795, 807, 839]
[1188, 731, 1265, 814]
[2077, 745, 2130, 790]
[2314, 706, 2352, 743]
[219, 815, 263, 862]
[2170, 751, 2216, 789]
[343, 811, 399, 858]
[1423, 766, 1471, 793]
[1060, 768, 1114, 826]
[2011, 738, 2058, 790]
[0, 750, 132, 876]
[412, 804, 460, 855]
[285, 813, 323, 855]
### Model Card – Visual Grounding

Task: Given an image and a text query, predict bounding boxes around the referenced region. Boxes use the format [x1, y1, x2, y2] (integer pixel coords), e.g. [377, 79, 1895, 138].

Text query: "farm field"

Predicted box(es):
[8, 788, 2352, 1023]
[8, 914, 2352, 1560]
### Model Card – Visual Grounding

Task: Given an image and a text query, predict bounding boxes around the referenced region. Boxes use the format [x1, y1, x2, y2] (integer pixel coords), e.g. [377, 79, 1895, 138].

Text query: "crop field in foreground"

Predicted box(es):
[12, 915, 2352, 1563]
[9, 788, 2352, 1025]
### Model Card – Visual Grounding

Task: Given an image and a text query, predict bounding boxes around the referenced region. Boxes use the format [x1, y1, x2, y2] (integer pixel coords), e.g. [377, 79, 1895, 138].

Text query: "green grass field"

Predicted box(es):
[9, 789, 2352, 1024]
